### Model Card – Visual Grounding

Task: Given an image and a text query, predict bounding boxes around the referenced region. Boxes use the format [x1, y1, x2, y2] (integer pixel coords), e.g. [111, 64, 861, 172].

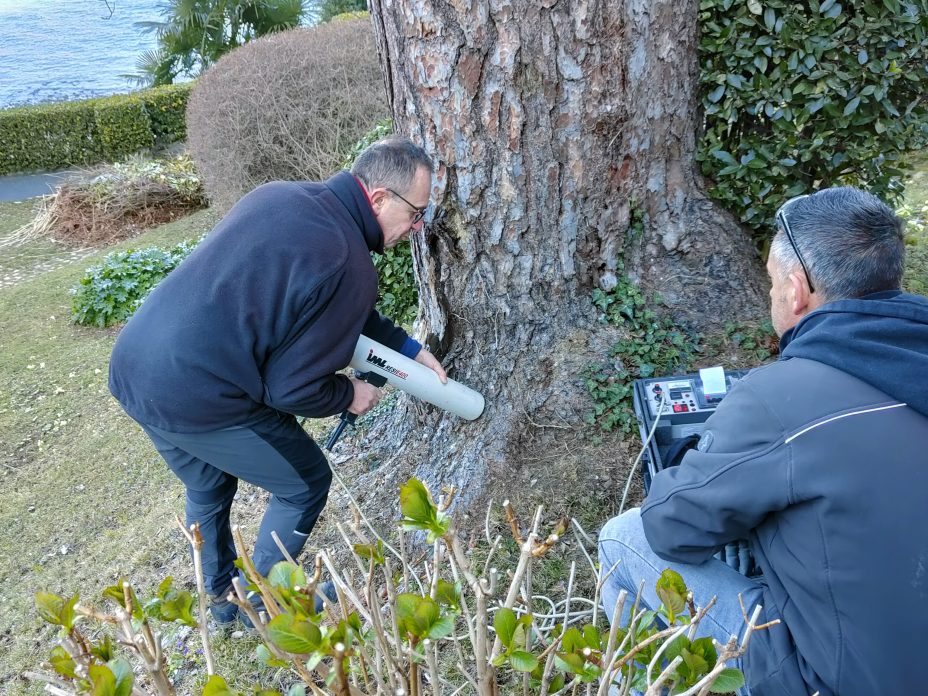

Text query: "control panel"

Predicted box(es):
[632, 368, 751, 488]
[642, 371, 747, 419]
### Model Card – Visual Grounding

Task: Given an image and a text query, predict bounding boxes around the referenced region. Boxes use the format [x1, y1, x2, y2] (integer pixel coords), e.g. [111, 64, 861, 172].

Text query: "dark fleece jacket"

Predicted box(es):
[109, 172, 419, 433]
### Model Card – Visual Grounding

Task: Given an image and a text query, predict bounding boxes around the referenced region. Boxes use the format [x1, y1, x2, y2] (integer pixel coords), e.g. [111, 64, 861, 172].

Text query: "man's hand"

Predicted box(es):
[415, 348, 447, 384]
[348, 377, 383, 415]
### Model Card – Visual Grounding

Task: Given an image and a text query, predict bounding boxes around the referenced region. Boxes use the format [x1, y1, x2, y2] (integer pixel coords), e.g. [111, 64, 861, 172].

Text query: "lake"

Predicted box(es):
[0, 0, 162, 109]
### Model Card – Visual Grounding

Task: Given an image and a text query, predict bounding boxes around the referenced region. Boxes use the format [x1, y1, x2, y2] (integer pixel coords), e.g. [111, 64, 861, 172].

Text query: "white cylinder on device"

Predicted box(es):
[349, 335, 485, 420]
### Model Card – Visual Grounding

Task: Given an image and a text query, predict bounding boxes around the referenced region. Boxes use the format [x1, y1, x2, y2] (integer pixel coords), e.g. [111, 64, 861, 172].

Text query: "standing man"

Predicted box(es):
[598, 187, 928, 695]
[109, 137, 446, 622]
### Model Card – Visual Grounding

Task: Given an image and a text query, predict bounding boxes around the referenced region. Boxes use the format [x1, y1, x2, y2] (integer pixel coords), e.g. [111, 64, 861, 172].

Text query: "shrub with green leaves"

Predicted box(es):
[71, 240, 200, 327]
[343, 120, 420, 326]
[0, 83, 193, 175]
[698, 0, 928, 230]
[32, 478, 750, 695]
[94, 94, 155, 162]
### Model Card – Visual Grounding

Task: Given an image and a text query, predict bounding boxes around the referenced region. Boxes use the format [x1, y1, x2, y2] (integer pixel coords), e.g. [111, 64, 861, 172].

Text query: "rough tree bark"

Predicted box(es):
[363, 0, 768, 505]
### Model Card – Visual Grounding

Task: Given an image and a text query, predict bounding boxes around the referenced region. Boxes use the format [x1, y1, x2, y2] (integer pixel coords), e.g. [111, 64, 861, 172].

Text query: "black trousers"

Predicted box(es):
[140, 411, 332, 596]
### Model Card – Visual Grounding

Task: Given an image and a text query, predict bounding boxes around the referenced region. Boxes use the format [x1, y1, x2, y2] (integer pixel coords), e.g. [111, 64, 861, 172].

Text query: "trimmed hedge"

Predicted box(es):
[95, 95, 155, 162]
[698, 0, 928, 230]
[0, 83, 193, 175]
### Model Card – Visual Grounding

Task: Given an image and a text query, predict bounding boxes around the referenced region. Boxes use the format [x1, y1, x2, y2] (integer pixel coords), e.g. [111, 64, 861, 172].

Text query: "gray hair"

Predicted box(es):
[350, 136, 432, 195]
[770, 186, 905, 302]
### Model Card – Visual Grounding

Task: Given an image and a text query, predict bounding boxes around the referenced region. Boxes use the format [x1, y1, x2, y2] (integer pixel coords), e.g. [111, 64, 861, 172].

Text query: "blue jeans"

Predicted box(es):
[598, 509, 767, 695]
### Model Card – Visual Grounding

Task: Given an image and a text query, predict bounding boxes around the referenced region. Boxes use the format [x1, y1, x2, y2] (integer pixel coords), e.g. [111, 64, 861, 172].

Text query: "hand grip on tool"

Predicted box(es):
[324, 371, 388, 451]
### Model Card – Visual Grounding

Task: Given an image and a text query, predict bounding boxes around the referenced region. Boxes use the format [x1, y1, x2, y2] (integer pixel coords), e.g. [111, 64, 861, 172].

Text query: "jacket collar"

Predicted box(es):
[325, 171, 384, 254]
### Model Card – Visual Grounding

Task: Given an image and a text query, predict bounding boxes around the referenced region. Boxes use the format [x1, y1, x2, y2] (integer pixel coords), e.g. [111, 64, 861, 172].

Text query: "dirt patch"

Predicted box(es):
[33, 182, 205, 248]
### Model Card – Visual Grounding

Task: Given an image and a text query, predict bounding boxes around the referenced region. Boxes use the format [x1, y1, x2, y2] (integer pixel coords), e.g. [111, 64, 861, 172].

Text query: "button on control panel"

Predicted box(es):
[644, 373, 746, 418]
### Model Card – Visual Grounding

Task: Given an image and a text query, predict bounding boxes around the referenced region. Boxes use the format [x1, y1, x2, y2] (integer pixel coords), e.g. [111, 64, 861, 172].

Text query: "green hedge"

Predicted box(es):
[0, 83, 193, 175]
[698, 0, 928, 230]
[94, 95, 155, 162]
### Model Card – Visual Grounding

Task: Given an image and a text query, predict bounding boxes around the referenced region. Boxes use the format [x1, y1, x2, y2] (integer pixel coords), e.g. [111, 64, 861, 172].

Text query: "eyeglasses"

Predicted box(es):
[387, 188, 428, 224]
[774, 194, 815, 294]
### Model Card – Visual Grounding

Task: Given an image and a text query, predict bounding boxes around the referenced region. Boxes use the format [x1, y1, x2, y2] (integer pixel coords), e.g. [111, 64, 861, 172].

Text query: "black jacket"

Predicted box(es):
[641, 291, 928, 696]
[109, 172, 419, 432]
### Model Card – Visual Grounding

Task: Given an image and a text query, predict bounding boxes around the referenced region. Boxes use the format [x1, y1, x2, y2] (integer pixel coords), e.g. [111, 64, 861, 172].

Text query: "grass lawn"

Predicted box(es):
[0, 164, 926, 695]
[0, 208, 279, 694]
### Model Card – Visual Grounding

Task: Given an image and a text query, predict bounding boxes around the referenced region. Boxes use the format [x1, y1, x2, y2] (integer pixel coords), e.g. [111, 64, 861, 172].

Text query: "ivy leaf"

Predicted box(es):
[763, 8, 775, 31]
[707, 84, 726, 103]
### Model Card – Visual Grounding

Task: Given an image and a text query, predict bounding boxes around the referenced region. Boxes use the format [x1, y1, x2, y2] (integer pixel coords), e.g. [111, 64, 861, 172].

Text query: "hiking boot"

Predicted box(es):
[236, 581, 339, 628]
[208, 585, 239, 625]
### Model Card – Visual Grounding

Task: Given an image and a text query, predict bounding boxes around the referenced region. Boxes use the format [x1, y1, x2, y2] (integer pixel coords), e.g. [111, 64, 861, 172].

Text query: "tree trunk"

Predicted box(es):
[363, 0, 767, 507]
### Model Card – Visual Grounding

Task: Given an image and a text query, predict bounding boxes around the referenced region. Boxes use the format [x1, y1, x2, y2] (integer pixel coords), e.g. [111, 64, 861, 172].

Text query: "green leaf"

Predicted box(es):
[560, 626, 586, 653]
[413, 596, 441, 637]
[91, 634, 116, 662]
[435, 579, 461, 609]
[711, 149, 737, 165]
[656, 568, 687, 623]
[427, 614, 456, 640]
[35, 592, 65, 626]
[747, 0, 762, 14]
[857, 49, 868, 65]
[707, 84, 726, 103]
[49, 645, 77, 679]
[582, 624, 602, 650]
[202, 675, 239, 696]
[493, 608, 518, 648]
[710, 668, 746, 692]
[843, 96, 860, 116]
[256, 643, 290, 668]
[353, 541, 385, 565]
[395, 593, 419, 633]
[287, 686, 307, 696]
[267, 614, 322, 654]
[268, 562, 307, 592]
[108, 658, 134, 696]
[399, 478, 434, 522]
[509, 650, 539, 672]
[554, 652, 586, 675]
[88, 663, 117, 696]
[819, 0, 836, 11]
[763, 7, 775, 31]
